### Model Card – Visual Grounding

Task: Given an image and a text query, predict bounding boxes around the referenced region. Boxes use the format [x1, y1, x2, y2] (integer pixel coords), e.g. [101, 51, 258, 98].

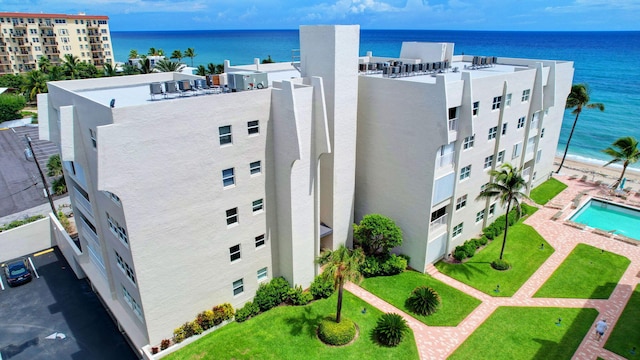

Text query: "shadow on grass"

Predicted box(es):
[444, 261, 489, 281]
[531, 307, 598, 360]
[283, 306, 324, 339]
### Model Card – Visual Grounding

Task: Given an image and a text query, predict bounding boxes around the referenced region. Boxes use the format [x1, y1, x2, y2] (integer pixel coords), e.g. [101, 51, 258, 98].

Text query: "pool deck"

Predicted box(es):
[346, 174, 640, 360]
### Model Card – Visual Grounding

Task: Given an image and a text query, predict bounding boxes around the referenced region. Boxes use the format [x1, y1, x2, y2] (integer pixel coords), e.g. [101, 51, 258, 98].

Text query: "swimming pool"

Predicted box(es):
[571, 199, 640, 240]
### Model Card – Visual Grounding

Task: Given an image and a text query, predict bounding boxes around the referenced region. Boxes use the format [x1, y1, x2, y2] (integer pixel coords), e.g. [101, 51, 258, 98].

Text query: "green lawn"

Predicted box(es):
[534, 244, 630, 299]
[360, 270, 481, 326]
[435, 223, 553, 297]
[529, 178, 568, 205]
[449, 307, 599, 360]
[605, 284, 640, 358]
[164, 291, 419, 360]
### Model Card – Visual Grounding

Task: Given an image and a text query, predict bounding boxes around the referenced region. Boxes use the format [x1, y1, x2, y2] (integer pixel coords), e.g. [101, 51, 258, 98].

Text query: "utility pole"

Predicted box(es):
[25, 135, 58, 219]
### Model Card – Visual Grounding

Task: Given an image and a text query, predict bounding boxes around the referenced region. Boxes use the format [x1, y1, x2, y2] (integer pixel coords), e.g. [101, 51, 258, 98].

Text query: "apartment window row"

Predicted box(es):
[106, 212, 128, 245]
[222, 161, 262, 188]
[233, 267, 269, 296]
[114, 250, 136, 285]
[226, 200, 264, 226]
[455, 195, 467, 211]
[122, 285, 143, 321]
[218, 121, 261, 146]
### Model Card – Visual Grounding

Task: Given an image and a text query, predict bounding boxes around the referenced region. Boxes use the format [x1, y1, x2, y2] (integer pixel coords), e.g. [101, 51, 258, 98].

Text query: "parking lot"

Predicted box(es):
[0, 248, 138, 360]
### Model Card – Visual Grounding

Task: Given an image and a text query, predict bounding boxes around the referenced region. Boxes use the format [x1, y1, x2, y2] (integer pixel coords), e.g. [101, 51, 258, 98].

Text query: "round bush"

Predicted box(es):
[317, 316, 356, 346]
[310, 275, 335, 299]
[491, 259, 511, 271]
[373, 313, 409, 347]
[478, 236, 488, 246]
[463, 242, 476, 258]
[406, 286, 441, 316]
[453, 249, 466, 261]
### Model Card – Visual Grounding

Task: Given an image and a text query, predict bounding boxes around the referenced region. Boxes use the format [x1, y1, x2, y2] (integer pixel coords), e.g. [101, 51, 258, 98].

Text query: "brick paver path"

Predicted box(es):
[346, 176, 640, 360]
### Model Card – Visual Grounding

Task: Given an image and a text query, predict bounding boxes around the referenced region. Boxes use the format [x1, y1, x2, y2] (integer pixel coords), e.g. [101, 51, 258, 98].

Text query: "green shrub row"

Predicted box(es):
[171, 303, 234, 344]
[236, 277, 315, 323]
[360, 253, 408, 277]
[483, 210, 519, 240]
[453, 237, 487, 261]
[452, 208, 522, 261]
[0, 215, 45, 233]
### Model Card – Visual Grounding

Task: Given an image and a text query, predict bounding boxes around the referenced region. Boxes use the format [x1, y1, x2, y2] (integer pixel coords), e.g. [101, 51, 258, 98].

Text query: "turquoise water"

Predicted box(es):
[571, 199, 640, 240]
[110, 30, 640, 168]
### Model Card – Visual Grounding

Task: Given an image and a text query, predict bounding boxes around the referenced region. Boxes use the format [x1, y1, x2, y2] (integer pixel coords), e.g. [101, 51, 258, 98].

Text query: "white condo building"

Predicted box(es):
[38, 25, 573, 353]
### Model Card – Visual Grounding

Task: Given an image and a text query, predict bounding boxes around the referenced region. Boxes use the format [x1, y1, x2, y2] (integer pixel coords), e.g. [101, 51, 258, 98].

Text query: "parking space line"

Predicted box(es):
[34, 248, 54, 257]
[28, 257, 40, 279]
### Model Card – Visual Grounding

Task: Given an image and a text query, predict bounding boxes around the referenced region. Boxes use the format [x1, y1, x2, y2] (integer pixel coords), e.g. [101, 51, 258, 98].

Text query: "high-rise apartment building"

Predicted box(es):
[38, 25, 573, 354]
[0, 12, 114, 74]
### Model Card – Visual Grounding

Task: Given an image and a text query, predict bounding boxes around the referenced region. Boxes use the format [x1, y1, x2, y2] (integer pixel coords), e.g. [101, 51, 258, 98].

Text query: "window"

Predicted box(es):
[232, 279, 244, 296]
[463, 135, 475, 150]
[472, 101, 479, 116]
[105, 191, 121, 205]
[460, 165, 471, 181]
[512, 142, 522, 159]
[476, 210, 485, 222]
[122, 285, 143, 321]
[488, 126, 498, 140]
[252, 199, 264, 213]
[497, 150, 505, 163]
[541, 128, 545, 138]
[492, 96, 502, 110]
[517, 116, 525, 129]
[481, 182, 489, 192]
[219, 125, 232, 145]
[484, 155, 494, 169]
[431, 206, 446, 222]
[448, 107, 458, 120]
[452, 223, 463, 237]
[226, 208, 238, 225]
[255, 234, 265, 248]
[489, 203, 496, 217]
[115, 250, 136, 284]
[250, 161, 261, 175]
[257, 267, 268, 281]
[106, 212, 128, 245]
[89, 128, 96, 148]
[229, 244, 241, 262]
[501, 123, 508, 135]
[536, 149, 542, 163]
[455, 195, 467, 211]
[248, 120, 259, 135]
[222, 168, 235, 187]
[505, 93, 512, 107]
[522, 89, 531, 102]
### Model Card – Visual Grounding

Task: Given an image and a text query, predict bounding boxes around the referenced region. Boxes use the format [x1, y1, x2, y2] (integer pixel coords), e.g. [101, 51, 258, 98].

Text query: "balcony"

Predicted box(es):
[436, 151, 454, 168]
[430, 213, 448, 234]
[523, 167, 531, 181]
[73, 186, 93, 217]
[447, 118, 458, 143]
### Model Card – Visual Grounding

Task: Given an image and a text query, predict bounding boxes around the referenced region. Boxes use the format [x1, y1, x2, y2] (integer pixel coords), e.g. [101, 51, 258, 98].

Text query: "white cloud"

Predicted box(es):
[545, 0, 640, 13]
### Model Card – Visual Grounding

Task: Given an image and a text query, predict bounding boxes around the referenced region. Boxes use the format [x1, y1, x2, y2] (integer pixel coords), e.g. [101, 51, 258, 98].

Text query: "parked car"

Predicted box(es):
[3, 258, 33, 287]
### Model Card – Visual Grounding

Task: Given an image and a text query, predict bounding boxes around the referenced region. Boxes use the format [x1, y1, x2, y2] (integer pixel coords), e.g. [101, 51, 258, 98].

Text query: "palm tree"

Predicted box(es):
[122, 63, 139, 75]
[23, 70, 48, 101]
[103, 63, 117, 77]
[184, 48, 196, 67]
[48, 65, 64, 81]
[477, 163, 528, 260]
[154, 59, 185, 73]
[38, 56, 51, 74]
[206, 63, 217, 75]
[170, 50, 183, 61]
[602, 136, 640, 189]
[196, 65, 206, 76]
[557, 83, 605, 173]
[139, 58, 153, 74]
[316, 245, 364, 323]
[46, 154, 63, 177]
[147, 47, 158, 56]
[62, 54, 80, 79]
[128, 49, 139, 60]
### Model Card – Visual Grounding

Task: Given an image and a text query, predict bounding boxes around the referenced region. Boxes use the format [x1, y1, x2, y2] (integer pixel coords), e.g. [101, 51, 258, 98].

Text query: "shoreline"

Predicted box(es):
[553, 156, 640, 185]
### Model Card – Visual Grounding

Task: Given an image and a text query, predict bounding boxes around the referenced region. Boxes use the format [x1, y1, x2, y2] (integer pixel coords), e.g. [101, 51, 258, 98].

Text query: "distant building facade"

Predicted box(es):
[38, 25, 573, 354]
[0, 12, 114, 74]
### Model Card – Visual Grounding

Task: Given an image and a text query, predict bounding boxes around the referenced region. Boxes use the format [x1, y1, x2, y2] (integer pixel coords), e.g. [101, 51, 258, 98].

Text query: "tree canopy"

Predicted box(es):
[317, 245, 364, 323]
[603, 136, 640, 188]
[353, 214, 403, 256]
[0, 94, 26, 123]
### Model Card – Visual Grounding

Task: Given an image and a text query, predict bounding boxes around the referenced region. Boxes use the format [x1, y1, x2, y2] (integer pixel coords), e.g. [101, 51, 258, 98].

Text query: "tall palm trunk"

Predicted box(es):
[615, 162, 629, 189]
[557, 112, 580, 173]
[336, 278, 344, 323]
[499, 198, 512, 260]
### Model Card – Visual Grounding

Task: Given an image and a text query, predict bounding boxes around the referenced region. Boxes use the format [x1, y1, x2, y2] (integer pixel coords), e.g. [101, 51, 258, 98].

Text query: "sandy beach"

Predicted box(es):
[554, 156, 640, 186]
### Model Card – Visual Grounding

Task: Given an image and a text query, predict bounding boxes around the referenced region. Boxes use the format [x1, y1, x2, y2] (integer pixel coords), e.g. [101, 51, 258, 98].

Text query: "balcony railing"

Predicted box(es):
[73, 187, 93, 217]
[430, 213, 448, 232]
[436, 151, 455, 168]
[448, 118, 458, 132]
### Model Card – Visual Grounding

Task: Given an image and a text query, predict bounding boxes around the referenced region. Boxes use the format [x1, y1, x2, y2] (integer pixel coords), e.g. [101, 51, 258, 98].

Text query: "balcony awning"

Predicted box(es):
[320, 223, 333, 238]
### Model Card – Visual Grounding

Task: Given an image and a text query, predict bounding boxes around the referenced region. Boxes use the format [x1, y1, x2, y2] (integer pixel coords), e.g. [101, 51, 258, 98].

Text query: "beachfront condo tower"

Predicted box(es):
[38, 25, 573, 354]
[0, 12, 114, 74]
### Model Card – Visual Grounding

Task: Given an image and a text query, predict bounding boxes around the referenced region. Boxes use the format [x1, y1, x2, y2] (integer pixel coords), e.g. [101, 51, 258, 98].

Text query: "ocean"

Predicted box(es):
[111, 30, 640, 169]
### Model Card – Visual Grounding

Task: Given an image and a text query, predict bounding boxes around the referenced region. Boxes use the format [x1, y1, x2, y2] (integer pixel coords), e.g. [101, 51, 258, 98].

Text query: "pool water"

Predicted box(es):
[571, 199, 640, 240]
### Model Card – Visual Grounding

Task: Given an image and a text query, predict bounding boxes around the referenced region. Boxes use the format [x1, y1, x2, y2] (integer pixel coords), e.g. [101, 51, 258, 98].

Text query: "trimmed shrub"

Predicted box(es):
[196, 310, 215, 330]
[317, 315, 356, 346]
[270, 277, 291, 299]
[360, 255, 382, 277]
[212, 303, 234, 325]
[235, 301, 260, 323]
[453, 249, 466, 261]
[398, 253, 411, 264]
[478, 236, 488, 246]
[172, 323, 188, 343]
[254, 277, 290, 312]
[462, 241, 476, 258]
[373, 313, 409, 347]
[380, 254, 407, 276]
[160, 339, 171, 351]
[360, 254, 407, 277]
[310, 275, 335, 299]
[287, 285, 313, 306]
[406, 286, 441, 316]
[491, 259, 511, 271]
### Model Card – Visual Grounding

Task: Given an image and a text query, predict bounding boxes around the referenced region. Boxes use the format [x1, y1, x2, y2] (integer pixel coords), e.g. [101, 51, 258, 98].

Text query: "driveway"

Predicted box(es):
[0, 248, 138, 360]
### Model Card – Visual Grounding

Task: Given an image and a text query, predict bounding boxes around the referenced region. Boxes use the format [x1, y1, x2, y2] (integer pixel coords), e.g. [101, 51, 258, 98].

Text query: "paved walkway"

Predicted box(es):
[346, 175, 640, 360]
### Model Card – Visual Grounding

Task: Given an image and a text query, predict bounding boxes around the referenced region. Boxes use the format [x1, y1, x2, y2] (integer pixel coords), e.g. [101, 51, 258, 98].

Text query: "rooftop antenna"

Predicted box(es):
[110, 99, 115, 108]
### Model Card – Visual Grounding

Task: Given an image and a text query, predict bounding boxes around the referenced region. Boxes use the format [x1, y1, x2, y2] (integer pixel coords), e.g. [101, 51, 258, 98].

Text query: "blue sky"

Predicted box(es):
[2, 0, 638, 31]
